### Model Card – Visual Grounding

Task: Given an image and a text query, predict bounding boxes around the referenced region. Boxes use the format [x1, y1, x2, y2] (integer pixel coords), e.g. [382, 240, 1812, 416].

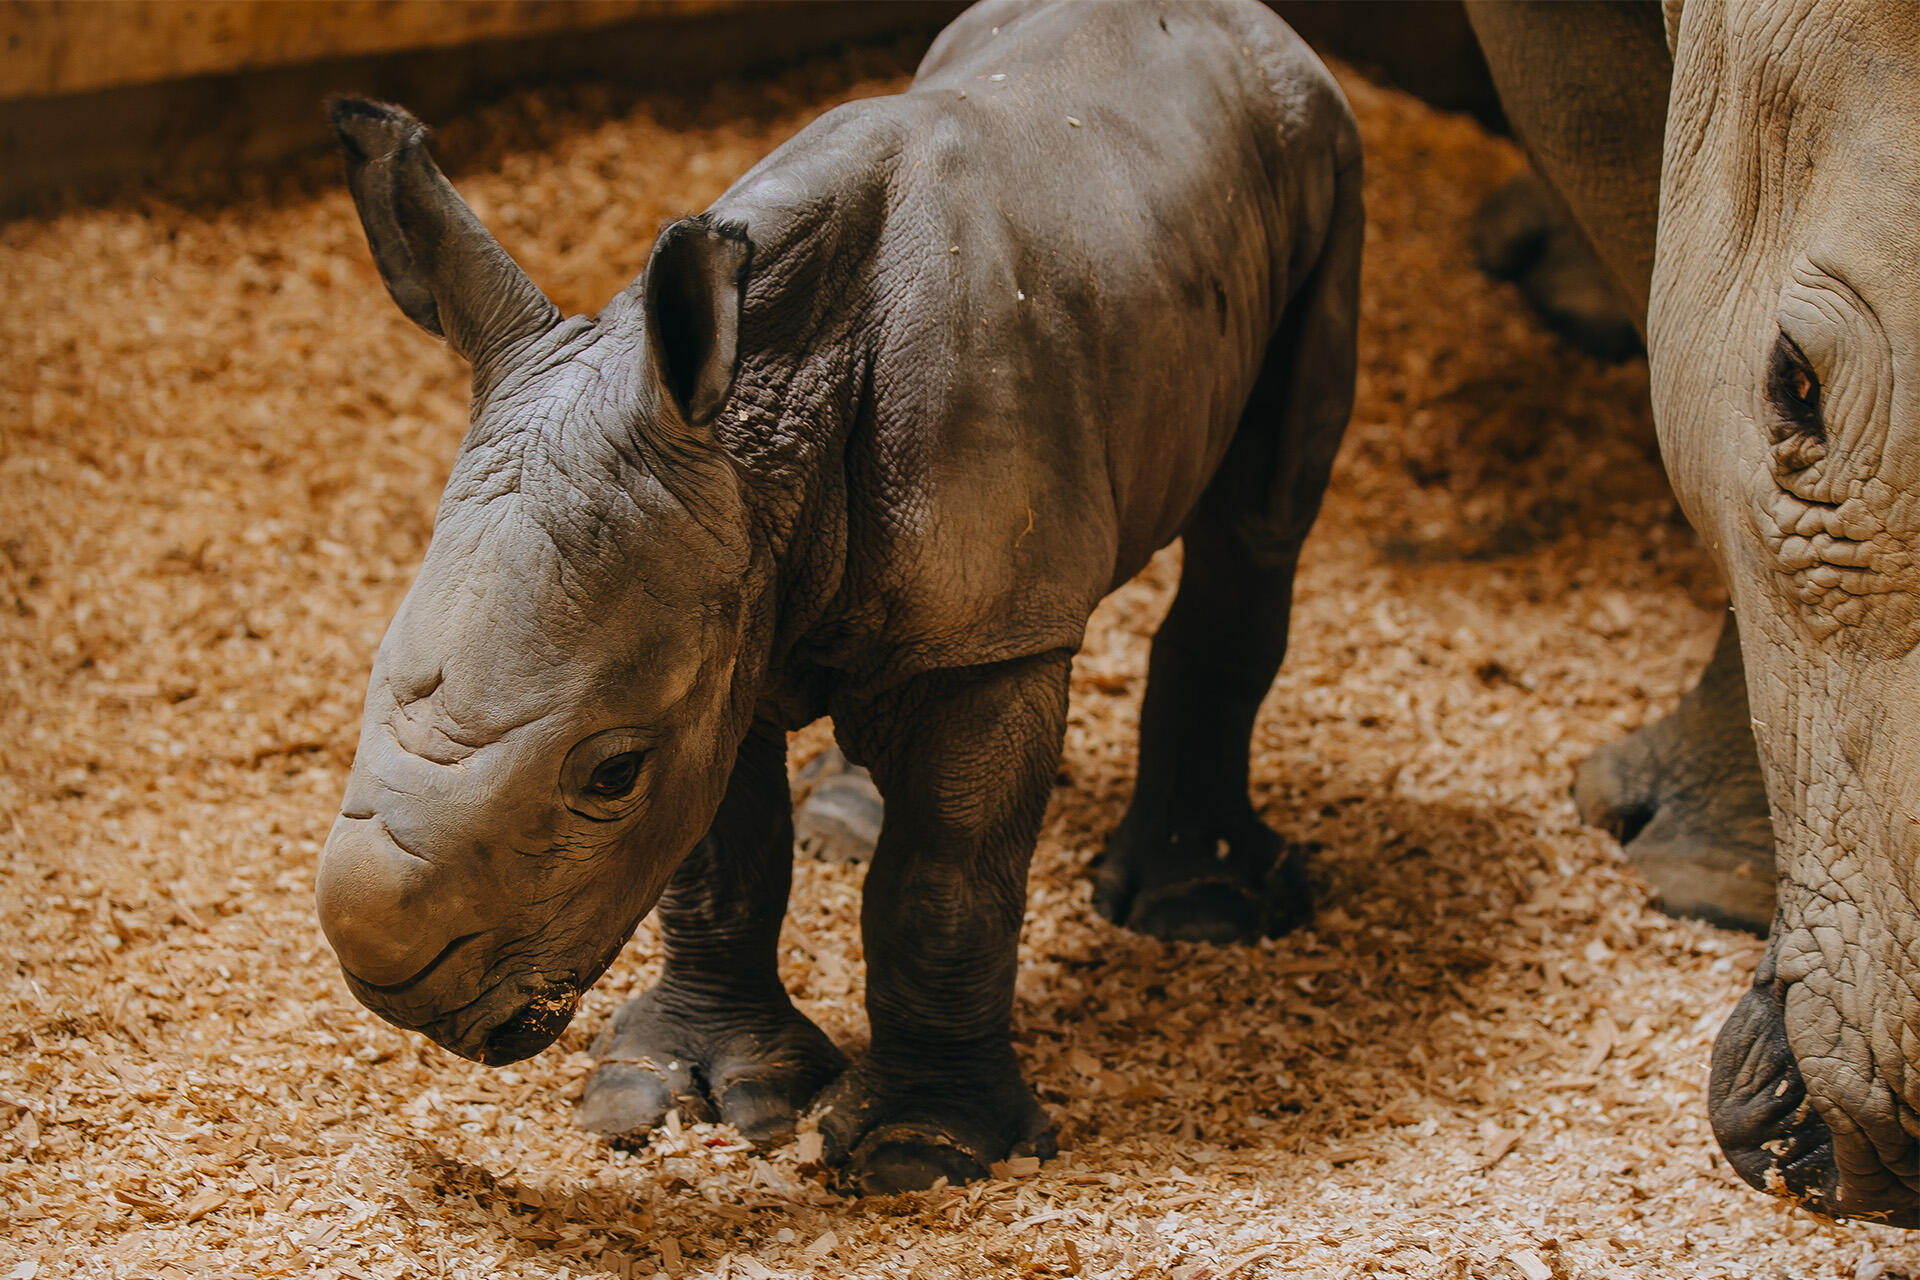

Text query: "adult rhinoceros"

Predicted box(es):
[1469, 0, 1920, 1227]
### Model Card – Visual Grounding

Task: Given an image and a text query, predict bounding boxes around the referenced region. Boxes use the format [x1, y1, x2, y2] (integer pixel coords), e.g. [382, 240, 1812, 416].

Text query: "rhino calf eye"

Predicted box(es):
[585, 752, 644, 798]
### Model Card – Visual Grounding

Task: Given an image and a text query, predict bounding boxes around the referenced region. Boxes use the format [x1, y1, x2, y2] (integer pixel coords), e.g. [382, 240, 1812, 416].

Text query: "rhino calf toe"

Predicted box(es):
[582, 987, 846, 1149]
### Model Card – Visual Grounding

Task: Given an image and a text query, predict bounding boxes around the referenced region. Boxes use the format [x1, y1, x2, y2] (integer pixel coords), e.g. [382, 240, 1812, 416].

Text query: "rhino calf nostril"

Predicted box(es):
[478, 981, 582, 1065]
[315, 814, 462, 988]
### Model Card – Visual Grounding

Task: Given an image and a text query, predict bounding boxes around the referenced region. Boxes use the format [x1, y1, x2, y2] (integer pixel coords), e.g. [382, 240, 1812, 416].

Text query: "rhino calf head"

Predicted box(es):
[316, 101, 762, 1063]
[1653, 1, 1920, 1225]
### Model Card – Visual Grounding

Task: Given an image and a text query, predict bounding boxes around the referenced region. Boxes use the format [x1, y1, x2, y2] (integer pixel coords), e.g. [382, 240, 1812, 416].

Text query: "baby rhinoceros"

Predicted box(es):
[316, 0, 1360, 1193]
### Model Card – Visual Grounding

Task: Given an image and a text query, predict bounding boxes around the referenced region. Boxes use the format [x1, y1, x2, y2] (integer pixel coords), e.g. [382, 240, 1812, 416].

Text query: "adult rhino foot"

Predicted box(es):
[794, 747, 882, 864]
[1473, 172, 1642, 362]
[811, 1056, 1054, 1195]
[1093, 806, 1311, 944]
[580, 987, 845, 1148]
[1574, 620, 1775, 934]
[1576, 724, 1775, 933]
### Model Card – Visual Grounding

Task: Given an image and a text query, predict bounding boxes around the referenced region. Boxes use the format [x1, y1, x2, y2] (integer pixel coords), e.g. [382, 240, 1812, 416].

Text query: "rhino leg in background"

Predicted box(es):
[580, 720, 844, 1147]
[1574, 616, 1776, 933]
[815, 652, 1070, 1195]
[1472, 171, 1642, 362]
[1461, 1, 1669, 320]
[793, 746, 882, 864]
[1466, 1, 1776, 927]
[1095, 186, 1359, 946]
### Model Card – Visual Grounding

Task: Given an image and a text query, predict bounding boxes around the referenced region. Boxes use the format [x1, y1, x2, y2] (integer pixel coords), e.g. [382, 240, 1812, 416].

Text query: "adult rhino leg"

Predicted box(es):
[793, 746, 881, 864]
[1462, 1, 1669, 322]
[1574, 616, 1775, 933]
[580, 719, 844, 1148]
[1472, 172, 1642, 362]
[1462, 4, 1777, 930]
[815, 653, 1069, 1194]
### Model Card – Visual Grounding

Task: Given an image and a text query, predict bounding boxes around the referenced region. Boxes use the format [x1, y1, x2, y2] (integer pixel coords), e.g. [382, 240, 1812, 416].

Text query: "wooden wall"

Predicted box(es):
[3, 1, 713, 99]
[0, 1, 1498, 215]
[0, 0, 966, 213]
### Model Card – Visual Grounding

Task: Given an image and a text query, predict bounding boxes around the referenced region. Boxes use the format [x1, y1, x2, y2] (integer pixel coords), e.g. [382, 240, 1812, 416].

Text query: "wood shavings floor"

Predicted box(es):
[2, 36, 1911, 1280]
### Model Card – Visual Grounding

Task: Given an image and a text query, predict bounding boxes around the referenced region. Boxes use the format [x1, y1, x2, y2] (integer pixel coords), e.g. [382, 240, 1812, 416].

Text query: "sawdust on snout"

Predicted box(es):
[0, 36, 1909, 1280]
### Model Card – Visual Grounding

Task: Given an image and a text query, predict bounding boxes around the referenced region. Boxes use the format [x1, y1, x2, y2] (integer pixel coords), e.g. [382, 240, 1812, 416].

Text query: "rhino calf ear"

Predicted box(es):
[643, 217, 753, 428]
[329, 97, 558, 370]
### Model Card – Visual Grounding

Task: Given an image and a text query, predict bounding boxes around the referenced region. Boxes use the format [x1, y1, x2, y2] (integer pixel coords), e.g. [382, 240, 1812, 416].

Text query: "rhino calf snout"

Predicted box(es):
[316, 814, 472, 987]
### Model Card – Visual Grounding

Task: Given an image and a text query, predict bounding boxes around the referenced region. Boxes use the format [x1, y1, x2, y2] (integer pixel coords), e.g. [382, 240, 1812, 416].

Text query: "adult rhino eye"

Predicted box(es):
[585, 752, 643, 799]
[1766, 333, 1823, 437]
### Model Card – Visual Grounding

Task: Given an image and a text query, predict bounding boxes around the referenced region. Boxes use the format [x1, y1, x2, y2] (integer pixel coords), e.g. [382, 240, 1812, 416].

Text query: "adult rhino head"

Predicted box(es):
[315, 100, 761, 1064]
[1651, 0, 1920, 1224]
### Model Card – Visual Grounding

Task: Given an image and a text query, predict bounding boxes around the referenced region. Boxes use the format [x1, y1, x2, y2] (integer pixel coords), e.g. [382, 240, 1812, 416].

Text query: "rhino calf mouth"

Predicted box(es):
[366, 972, 585, 1066]
[1710, 982, 1919, 1227]
[472, 980, 583, 1066]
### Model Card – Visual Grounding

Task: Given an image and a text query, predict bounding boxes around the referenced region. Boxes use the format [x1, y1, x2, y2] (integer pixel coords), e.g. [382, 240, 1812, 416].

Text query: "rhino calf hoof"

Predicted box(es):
[580, 1060, 714, 1146]
[1125, 879, 1268, 945]
[1094, 814, 1312, 945]
[580, 988, 845, 1149]
[812, 1059, 1056, 1196]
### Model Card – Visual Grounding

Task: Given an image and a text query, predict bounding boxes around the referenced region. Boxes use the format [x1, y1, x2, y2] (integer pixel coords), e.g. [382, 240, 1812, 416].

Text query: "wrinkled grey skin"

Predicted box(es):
[1470, 0, 1920, 1226]
[316, 0, 1360, 1194]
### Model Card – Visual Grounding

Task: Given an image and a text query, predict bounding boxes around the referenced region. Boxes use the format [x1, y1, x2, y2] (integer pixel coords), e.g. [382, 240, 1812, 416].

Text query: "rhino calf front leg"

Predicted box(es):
[814, 653, 1071, 1195]
[581, 721, 844, 1148]
[1574, 615, 1775, 933]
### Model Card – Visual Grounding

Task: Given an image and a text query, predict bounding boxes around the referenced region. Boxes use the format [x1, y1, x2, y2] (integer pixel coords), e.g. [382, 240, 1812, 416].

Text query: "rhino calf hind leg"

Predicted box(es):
[1574, 616, 1776, 934]
[1095, 320, 1349, 945]
[817, 653, 1071, 1194]
[580, 722, 844, 1148]
[1093, 509, 1312, 944]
